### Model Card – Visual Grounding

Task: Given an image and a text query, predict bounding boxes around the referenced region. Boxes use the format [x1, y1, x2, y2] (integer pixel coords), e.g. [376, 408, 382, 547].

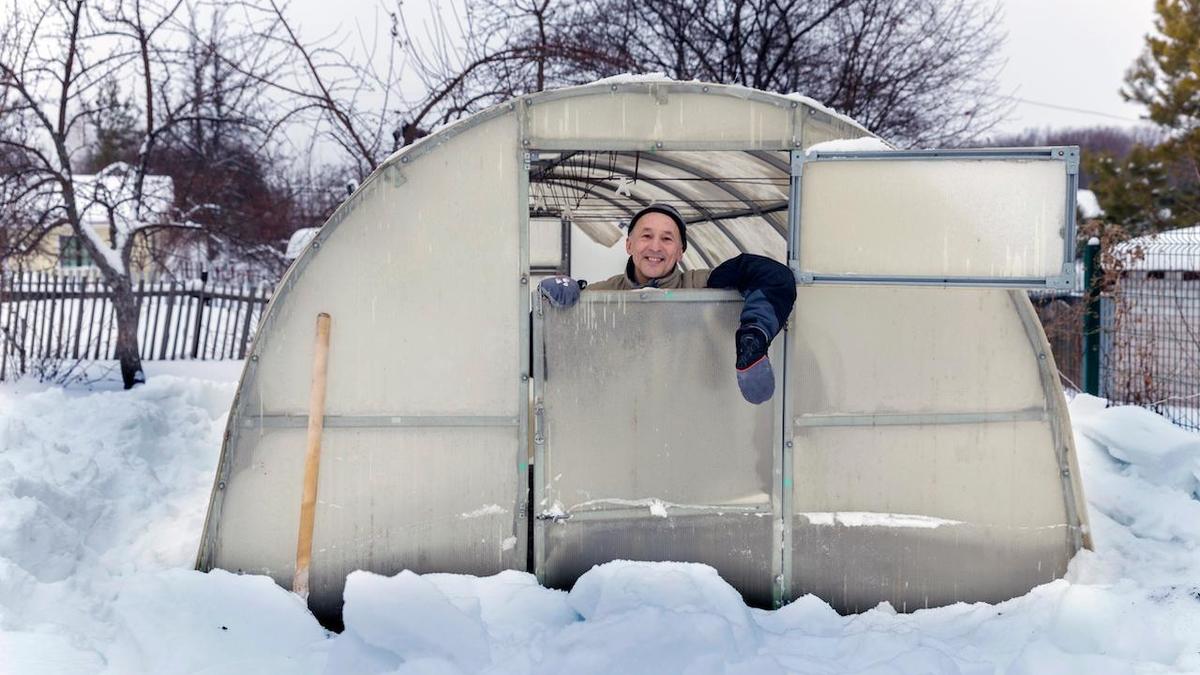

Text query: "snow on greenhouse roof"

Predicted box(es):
[806, 137, 893, 154]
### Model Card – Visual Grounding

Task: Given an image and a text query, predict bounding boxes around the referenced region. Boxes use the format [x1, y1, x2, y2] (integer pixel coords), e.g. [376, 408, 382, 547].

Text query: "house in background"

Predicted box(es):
[11, 168, 203, 276]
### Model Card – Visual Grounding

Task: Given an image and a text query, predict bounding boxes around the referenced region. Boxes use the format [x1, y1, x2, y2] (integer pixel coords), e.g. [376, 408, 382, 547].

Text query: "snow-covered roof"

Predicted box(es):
[1113, 225, 1200, 271]
[75, 164, 174, 234]
[286, 227, 320, 260]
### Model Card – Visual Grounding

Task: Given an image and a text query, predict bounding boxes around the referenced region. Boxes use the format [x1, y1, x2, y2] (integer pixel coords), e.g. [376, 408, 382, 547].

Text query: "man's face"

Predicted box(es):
[625, 212, 684, 283]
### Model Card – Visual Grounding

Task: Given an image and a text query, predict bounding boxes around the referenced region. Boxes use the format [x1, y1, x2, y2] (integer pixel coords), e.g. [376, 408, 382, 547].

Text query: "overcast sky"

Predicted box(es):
[284, 0, 1159, 136]
[995, 0, 1156, 134]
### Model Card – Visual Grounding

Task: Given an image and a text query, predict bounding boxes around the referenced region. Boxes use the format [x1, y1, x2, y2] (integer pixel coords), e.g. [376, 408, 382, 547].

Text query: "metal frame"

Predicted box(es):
[531, 294, 548, 583]
[791, 147, 1081, 290]
[517, 103, 534, 573]
[240, 415, 520, 429]
[1007, 290, 1093, 553]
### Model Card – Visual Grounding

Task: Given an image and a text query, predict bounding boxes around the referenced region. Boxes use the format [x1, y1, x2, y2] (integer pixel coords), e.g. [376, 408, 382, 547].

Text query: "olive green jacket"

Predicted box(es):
[585, 258, 710, 290]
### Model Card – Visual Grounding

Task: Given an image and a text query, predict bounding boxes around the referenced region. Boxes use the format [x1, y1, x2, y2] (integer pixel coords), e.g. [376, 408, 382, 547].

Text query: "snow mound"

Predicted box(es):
[1071, 394, 1200, 497]
[3, 370, 1200, 673]
[103, 569, 326, 675]
[0, 374, 238, 669]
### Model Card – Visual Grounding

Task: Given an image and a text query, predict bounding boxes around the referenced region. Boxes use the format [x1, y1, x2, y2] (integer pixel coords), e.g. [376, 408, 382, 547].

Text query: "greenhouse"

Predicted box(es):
[196, 79, 1091, 624]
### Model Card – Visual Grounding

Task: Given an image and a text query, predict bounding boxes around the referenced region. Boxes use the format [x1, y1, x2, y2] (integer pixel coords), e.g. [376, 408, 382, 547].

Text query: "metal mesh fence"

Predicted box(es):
[1100, 231, 1200, 430]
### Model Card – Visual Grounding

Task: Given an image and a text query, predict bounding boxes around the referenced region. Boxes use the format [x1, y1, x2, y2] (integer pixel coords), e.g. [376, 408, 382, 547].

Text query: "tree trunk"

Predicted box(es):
[110, 278, 145, 389]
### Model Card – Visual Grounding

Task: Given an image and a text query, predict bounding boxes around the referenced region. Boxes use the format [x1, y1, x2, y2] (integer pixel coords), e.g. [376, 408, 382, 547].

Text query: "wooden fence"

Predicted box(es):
[0, 271, 272, 381]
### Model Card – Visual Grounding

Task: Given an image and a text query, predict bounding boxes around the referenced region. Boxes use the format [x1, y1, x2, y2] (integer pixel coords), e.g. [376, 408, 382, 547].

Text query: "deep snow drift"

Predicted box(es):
[1, 365, 1198, 674]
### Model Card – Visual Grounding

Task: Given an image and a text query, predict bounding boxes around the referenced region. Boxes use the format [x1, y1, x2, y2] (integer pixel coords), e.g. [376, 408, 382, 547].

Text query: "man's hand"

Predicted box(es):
[538, 275, 581, 308]
[735, 325, 774, 404]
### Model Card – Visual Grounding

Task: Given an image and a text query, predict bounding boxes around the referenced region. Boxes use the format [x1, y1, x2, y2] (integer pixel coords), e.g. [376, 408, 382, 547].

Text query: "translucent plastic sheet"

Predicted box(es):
[800, 158, 1070, 281]
[536, 292, 780, 605]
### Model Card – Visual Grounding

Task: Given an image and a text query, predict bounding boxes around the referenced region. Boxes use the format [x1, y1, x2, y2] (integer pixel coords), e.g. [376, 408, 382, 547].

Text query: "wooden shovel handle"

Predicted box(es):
[293, 312, 331, 598]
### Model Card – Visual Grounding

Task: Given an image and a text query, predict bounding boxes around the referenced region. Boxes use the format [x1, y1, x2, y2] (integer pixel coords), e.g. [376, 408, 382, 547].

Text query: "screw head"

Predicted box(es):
[218, 480, 226, 489]
[520, 275, 529, 285]
[610, 84, 618, 91]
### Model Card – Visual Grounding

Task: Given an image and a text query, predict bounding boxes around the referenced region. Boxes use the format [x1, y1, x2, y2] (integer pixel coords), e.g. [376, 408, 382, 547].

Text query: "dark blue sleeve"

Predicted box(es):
[706, 254, 797, 341]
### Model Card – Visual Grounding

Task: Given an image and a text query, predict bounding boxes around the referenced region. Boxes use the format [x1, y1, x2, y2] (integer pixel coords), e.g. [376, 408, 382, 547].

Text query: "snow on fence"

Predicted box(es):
[0, 271, 272, 381]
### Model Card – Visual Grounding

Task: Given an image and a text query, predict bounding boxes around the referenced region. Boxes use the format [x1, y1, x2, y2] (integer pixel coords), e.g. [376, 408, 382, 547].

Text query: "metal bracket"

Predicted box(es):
[790, 151, 805, 177]
[1062, 147, 1080, 175]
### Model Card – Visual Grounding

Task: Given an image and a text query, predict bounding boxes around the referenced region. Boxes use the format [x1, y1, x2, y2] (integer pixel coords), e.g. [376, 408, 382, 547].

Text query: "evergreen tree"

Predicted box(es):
[1087, 0, 1200, 234]
[81, 78, 141, 173]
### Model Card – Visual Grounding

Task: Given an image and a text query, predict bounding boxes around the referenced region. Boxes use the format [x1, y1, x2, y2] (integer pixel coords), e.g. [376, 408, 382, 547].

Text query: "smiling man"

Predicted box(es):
[537, 203, 796, 404]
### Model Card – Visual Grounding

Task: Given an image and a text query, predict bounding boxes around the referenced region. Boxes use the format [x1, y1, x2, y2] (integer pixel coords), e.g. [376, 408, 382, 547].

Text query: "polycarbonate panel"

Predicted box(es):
[530, 217, 563, 268]
[785, 285, 1076, 611]
[529, 89, 793, 147]
[791, 286, 1044, 415]
[542, 295, 775, 507]
[210, 425, 523, 620]
[244, 116, 521, 416]
[538, 293, 778, 604]
[799, 158, 1068, 279]
[544, 513, 776, 606]
[791, 522, 1070, 613]
[791, 421, 1065, 525]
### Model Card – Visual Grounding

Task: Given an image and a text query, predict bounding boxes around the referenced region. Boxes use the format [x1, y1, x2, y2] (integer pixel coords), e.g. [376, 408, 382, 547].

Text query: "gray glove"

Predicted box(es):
[538, 275, 581, 308]
[735, 325, 774, 404]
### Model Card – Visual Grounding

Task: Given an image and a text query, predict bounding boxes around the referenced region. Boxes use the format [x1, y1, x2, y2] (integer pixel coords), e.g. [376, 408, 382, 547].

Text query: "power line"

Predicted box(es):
[1001, 96, 1144, 123]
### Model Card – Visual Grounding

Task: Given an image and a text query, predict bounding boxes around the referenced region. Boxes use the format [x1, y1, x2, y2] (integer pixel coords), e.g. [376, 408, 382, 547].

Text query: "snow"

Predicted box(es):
[77, 166, 175, 236]
[1077, 189, 1105, 219]
[286, 227, 321, 260]
[805, 137, 893, 154]
[2, 369, 1200, 673]
[591, 72, 673, 84]
[460, 504, 507, 519]
[798, 512, 963, 529]
[1113, 224, 1200, 271]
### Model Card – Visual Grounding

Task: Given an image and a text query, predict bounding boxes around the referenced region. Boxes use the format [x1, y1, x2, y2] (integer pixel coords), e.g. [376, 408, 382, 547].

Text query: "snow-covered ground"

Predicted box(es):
[2, 364, 1199, 674]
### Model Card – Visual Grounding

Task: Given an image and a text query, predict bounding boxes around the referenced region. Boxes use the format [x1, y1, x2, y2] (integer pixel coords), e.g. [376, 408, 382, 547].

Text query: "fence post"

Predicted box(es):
[1082, 237, 1101, 396]
[190, 268, 209, 359]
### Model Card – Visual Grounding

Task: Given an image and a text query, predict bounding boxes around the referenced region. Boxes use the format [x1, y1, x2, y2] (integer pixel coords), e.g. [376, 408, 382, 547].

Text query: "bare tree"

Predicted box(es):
[0, 0, 273, 388]
[433, 0, 1008, 147]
